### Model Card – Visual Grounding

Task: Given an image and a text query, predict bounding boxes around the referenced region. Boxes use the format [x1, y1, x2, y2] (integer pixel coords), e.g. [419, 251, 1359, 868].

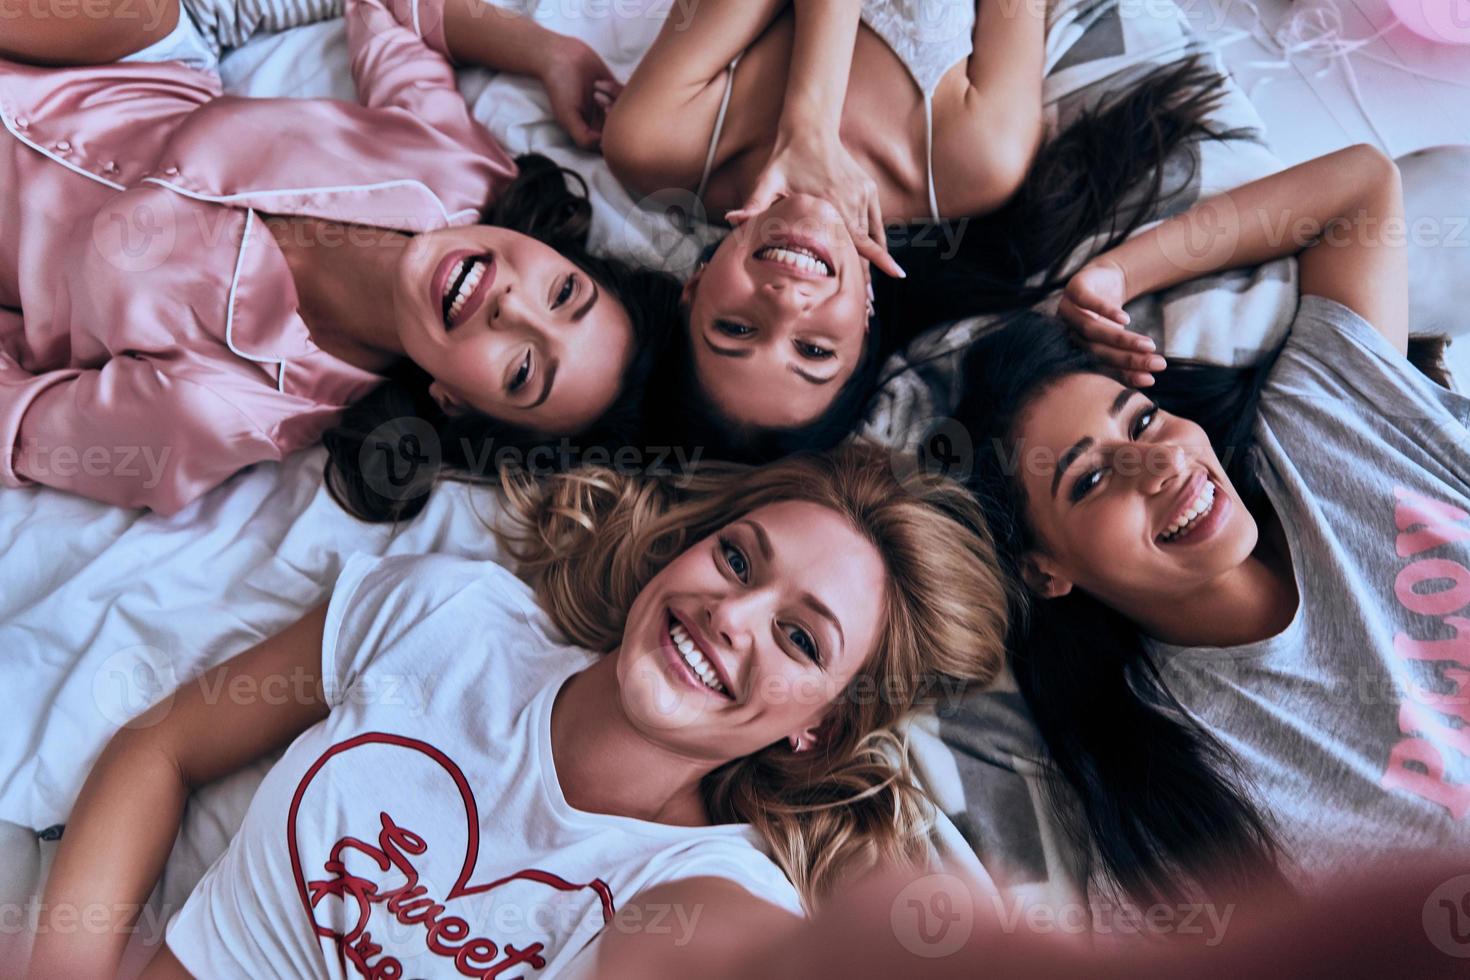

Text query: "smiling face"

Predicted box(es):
[683, 195, 872, 429]
[394, 225, 635, 435]
[1012, 373, 1260, 609]
[613, 500, 887, 762]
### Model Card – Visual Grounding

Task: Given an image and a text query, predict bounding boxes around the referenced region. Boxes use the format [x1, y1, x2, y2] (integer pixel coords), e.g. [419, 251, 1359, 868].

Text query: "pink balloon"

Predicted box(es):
[1387, 0, 1470, 43]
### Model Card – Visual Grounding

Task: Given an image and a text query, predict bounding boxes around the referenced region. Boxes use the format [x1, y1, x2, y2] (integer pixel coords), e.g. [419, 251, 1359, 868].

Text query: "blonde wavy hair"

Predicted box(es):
[497, 443, 1012, 908]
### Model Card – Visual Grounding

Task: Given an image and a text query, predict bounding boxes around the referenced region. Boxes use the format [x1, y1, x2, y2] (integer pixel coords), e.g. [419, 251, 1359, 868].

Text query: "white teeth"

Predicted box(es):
[444, 259, 485, 324]
[1161, 481, 1217, 541]
[756, 245, 832, 276]
[669, 620, 727, 695]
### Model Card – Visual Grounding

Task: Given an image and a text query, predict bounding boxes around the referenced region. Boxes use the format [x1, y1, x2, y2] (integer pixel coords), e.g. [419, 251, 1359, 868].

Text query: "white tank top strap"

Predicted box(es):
[695, 53, 743, 203]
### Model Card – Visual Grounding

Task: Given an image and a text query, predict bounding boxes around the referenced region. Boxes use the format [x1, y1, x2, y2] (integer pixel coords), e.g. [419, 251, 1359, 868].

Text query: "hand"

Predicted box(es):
[1058, 259, 1165, 387]
[725, 130, 905, 280]
[539, 35, 622, 151]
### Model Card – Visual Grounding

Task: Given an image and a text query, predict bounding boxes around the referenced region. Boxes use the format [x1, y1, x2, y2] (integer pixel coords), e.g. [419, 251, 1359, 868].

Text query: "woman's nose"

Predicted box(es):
[706, 592, 762, 655]
[492, 280, 547, 328]
[1142, 442, 1192, 494]
[760, 279, 816, 316]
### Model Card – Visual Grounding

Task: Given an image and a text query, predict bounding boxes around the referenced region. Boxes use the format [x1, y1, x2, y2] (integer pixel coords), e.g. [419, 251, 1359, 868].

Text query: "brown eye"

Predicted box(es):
[716, 320, 754, 338]
[1070, 468, 1104, 503]
[554, 274, 576, 308]
[509, 350, 531, 393]
[1132, 405, 1158, 439]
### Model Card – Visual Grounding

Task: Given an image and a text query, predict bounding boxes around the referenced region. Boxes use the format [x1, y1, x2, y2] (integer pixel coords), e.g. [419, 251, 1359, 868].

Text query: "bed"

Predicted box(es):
[1, 0, 1466, 969]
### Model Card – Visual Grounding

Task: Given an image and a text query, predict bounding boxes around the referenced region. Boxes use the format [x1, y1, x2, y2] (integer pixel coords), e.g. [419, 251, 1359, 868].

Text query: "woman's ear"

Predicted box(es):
[680, 264, 705, 307]
[428, 381, 467, 416]
[1020, 550, 1073, 599]
[788, 715, 833, 753]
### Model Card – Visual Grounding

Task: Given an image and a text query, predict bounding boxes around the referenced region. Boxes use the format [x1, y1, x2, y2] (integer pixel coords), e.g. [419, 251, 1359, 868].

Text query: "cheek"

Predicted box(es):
[749, 664, 844, 729]
[435, 337, 504, 394]
[1047, 499, 1153, 585]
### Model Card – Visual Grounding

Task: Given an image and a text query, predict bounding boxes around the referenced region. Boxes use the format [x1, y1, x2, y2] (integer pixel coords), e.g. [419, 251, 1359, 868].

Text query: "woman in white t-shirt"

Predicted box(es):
[954, 145, 1470, 905]
[30, 443, 1013, 978]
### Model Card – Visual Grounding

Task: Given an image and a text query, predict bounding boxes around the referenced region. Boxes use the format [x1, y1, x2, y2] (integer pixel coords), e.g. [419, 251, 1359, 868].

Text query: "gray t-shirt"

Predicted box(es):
[1152, 295, 1470, 882]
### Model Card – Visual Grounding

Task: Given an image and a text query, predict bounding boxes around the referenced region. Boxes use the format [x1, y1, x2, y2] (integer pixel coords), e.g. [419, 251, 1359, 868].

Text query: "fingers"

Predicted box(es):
[560, 109, 602, 150]
[593, 78, 622, 104]
[1059, 299, 1165, 382]
[1063, 303, 1152, 352]
[846, 192, 903, 279]
[1090, 344, 1166, 376]
[866, 195, 887, 253]
[1085, 344, 1160, 387]
[1081, 336, 1166, 385]
[727, 175, 784, 227]
[1072, 289, 1130, 327]
[854, 235, 905, 280]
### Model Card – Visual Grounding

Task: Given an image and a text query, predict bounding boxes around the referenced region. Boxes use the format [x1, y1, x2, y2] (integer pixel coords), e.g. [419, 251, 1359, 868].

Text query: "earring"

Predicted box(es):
[788, 735, 805, 752]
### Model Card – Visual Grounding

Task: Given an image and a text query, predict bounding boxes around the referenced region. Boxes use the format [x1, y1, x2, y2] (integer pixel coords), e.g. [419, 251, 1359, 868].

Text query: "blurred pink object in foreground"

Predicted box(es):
[1387, 0, 1470, 43]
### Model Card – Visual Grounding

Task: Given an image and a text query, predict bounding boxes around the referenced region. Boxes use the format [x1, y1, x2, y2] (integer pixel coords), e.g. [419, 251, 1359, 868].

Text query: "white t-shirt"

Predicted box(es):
[166, 553, 803, 978]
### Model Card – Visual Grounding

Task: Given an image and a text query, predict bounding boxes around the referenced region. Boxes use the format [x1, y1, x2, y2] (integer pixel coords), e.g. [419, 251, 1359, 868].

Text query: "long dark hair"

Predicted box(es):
[652, 57, 1246, 463]
[954, 311, 1288, 905]
[323, 154, 682, 523]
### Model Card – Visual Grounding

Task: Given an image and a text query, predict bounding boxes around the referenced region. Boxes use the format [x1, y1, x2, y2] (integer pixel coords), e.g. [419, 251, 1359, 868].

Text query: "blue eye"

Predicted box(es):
[719, 537, 749, 581]
[787, 625, 820, 665]
[716, 320, 754, 338]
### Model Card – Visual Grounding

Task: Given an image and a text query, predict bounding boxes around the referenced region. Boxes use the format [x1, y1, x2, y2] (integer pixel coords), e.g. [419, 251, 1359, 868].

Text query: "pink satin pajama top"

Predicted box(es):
[0, 0, 516, 513]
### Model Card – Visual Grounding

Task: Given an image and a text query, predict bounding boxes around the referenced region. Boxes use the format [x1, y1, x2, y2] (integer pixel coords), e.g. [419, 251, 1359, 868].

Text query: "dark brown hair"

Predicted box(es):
[323, 154, 682, 523]
[651, 57, 1250, 463]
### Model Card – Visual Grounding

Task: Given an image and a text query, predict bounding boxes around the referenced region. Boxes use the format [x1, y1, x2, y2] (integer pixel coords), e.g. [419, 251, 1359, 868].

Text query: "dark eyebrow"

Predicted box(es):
[573, 279, 599, 322]
[800, 590, 845, 657]
[529, 359, 558, 410]
[703, 334, 753, 359]
[737, 519, 772, 560]
[1051, 437, 1094, 499]
[1110, 387, 1139, 418]
[790, 365, 836, 385]
[1049, 388, 1141, 499]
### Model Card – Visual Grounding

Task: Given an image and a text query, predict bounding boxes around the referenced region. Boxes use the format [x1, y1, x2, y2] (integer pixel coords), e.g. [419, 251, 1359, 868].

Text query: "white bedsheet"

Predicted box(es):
[0, 450, 505, 829]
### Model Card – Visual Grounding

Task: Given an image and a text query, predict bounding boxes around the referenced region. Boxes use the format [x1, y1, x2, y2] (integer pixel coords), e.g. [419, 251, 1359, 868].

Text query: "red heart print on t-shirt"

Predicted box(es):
[285, 731, 615, 978]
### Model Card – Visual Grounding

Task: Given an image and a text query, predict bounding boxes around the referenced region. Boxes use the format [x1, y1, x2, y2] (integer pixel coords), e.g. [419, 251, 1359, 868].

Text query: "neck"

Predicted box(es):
[550, 655, 714, 826]
[265, 215, 410, 372]
[1125, 504, 1298, 648]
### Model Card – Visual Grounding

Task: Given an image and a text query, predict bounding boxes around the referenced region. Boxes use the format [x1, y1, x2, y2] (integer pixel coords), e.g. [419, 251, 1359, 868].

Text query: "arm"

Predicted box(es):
[950, 0, 1046, 208]
[604, 0, 789, 191]
[0, 0, 178, 66]
[1062, 145, 1409, 383]
[778, 0, 863, 138]
[590, 877, 805, 978]
[358, 0, 623, 148]
[593, 865, 1466, 980]
[26, 607, 330, 979]
[723, 1, 905, 277]
[0, 357, 283, 514]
